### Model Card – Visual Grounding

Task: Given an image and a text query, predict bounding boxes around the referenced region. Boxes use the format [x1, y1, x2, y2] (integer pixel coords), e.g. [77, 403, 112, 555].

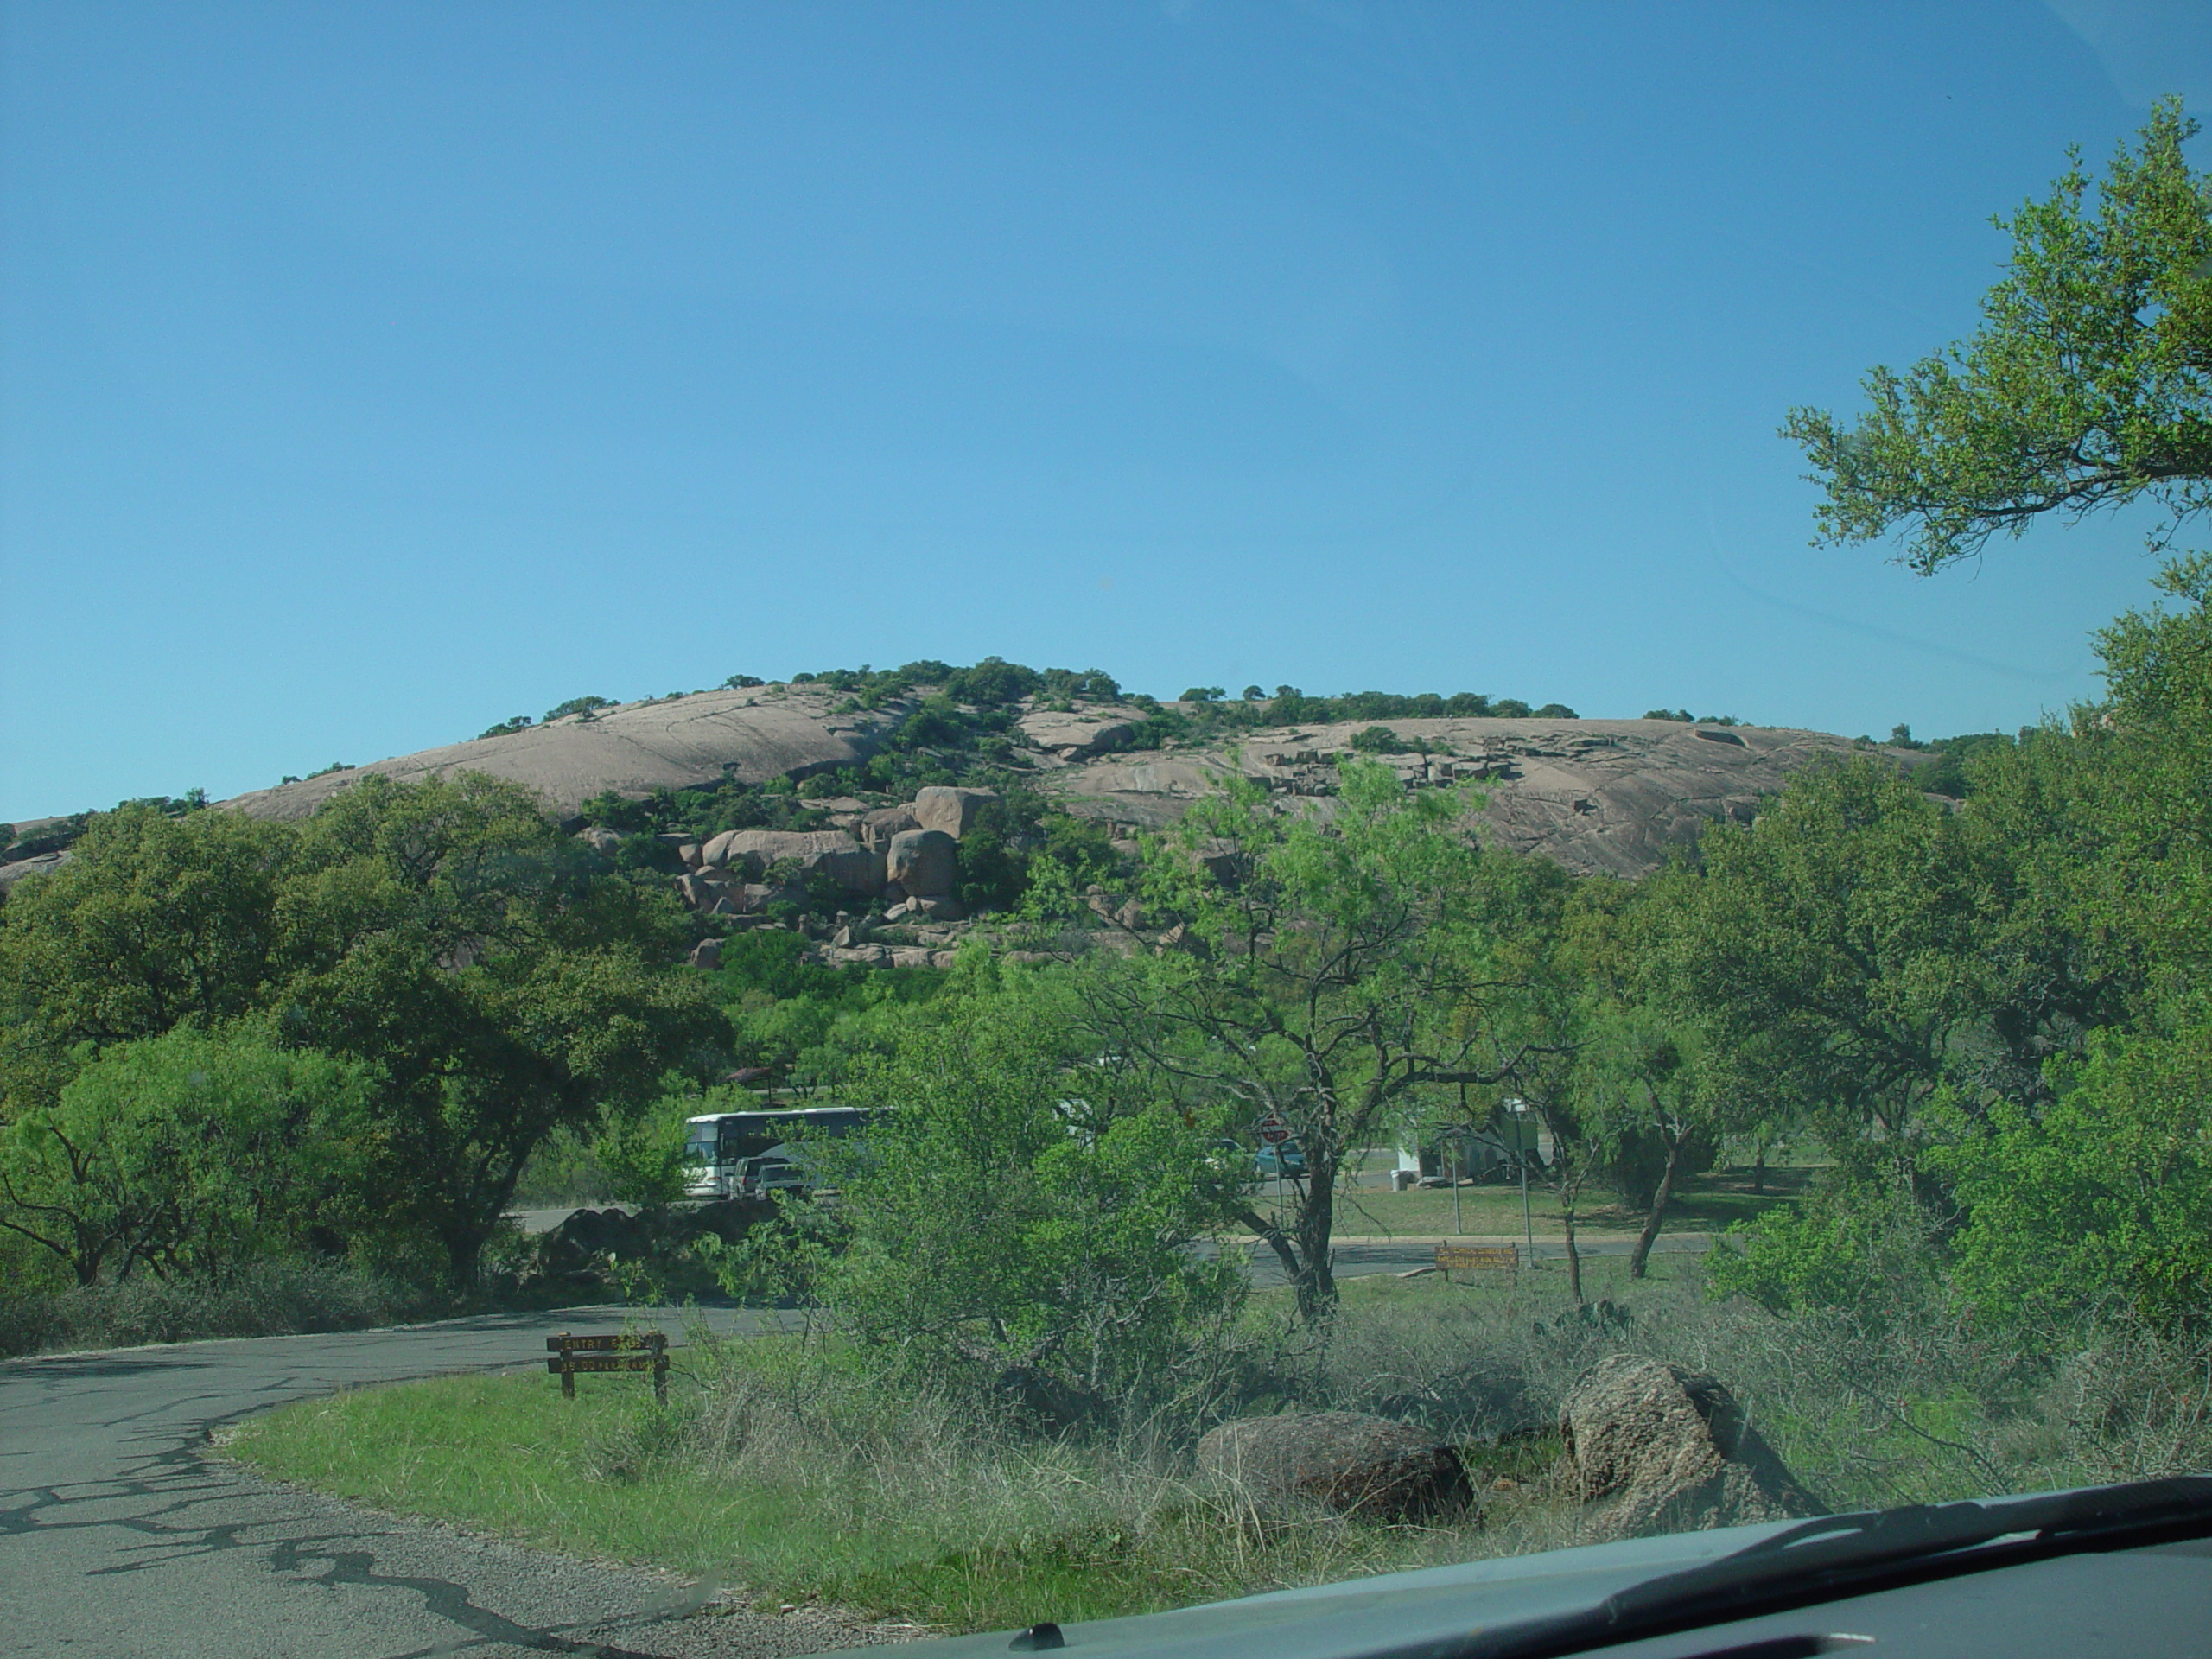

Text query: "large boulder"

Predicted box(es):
[1196, 1411, 1472, 1522]
[1559, 1355, 1824, 1541]
[911, 785, 999, 839]
[698, 828, 848, 869]
[861, 806, 920, 851]
[884, 828, 958, 897]
[697, 829, 882, 894]
[1017, 706, 1144, 760]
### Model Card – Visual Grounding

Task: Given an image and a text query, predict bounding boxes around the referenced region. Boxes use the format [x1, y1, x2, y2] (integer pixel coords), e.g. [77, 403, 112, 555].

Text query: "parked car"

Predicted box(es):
[1254, 1141, 1306, 1179]
[738, 1151, 814, 1199]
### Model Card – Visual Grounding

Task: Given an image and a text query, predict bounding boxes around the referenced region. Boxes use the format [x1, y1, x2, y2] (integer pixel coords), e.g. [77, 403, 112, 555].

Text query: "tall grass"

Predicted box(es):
[0, 1259, 417, 1358]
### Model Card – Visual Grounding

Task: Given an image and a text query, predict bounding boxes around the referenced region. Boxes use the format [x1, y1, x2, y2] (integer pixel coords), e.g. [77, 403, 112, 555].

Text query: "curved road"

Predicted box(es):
[3, 1235, 1708, 1656]
[0, 1305, 852, 1659]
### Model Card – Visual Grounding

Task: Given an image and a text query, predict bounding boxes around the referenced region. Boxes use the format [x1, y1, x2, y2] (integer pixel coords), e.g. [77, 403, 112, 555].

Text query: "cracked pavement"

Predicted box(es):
[0, 1307, 907, 1659]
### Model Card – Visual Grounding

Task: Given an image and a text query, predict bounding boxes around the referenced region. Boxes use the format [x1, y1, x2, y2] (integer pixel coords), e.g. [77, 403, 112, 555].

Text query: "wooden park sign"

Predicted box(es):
[1436, 1243, 1520, 1280]
[547, 1331, 669, 1403]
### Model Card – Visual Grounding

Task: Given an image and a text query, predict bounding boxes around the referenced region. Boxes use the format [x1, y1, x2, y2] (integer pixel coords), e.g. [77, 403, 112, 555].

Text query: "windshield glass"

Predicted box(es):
[6, 7, 2211, 1655]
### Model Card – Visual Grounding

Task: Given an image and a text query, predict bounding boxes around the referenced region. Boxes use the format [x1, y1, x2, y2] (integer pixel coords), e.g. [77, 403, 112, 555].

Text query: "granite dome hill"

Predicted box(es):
[205, 673, 1935, 881]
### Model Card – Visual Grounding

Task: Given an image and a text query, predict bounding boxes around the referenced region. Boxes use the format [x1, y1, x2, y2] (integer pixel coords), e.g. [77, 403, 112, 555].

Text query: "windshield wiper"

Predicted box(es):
[1418, 1476, 2212, 1659]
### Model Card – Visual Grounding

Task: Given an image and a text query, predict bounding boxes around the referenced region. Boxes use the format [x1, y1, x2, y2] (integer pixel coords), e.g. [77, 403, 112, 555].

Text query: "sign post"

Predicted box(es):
[1508, 1099, 1536, 1262]
[1257, 1111, 1290, 1226]
[547, 1332, 669, 1404]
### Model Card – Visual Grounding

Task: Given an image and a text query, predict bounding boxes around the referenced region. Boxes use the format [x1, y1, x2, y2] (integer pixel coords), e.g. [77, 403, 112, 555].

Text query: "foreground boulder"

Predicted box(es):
[1197, 1411, 1472, 1521]
[1559, 1355, 1823, 1541]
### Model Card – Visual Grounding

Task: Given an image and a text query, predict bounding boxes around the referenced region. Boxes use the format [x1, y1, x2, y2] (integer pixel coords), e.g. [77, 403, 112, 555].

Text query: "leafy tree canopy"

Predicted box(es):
[1786, 99, 2212, 575]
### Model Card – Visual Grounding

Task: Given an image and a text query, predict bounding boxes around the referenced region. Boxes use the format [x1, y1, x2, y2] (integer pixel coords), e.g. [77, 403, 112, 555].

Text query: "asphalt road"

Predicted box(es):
[3, 1234, 1712, 1656]
[0, 1305, 916, 1659]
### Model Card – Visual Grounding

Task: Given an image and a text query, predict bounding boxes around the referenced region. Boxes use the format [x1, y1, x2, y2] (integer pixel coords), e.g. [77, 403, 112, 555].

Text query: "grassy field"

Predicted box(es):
[218, 1331, 1548, 1630]
[1256, 1165, 1815, 1240]
[221, 1266, 1719, 1629]
[214, 1255, 1743, 1633]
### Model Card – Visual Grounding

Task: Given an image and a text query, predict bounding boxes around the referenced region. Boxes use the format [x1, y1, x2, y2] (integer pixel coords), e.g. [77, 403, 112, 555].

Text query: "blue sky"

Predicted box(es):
[5, 2, 2210, 821]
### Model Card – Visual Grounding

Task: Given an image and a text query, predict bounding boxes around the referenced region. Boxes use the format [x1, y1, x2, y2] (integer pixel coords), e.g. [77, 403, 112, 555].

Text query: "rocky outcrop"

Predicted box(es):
[0, 850, 69, 896]
[859, 806, 920, 851]
[1046, 718, 1941, 879]
[172, 688, 1939, 889]
[697, 829, 882, 895]
[1017, 704, 1147, 760]
[1197, 1411, 1473, 1522]
[1558, 1355, 1823, 1541]
[219, 684, 906, 825]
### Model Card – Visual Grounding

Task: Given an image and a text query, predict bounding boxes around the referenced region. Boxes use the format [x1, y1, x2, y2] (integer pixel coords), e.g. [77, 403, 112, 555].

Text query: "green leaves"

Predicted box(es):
[0, 1026, 381, 1285]
[1652, 758, 2007, 1163]
[743, 990, 1243, 1422]
[0, 772, 728, 1287]
[1787, 99, 2212, 574]
[1936, 1006, 2212, 1332]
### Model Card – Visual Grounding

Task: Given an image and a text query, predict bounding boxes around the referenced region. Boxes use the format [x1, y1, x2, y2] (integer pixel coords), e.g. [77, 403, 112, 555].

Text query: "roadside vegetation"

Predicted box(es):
[224, 1248, 2212, 1632]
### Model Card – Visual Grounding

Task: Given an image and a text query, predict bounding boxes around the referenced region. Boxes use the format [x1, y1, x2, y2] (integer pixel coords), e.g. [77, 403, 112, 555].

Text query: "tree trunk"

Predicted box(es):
[1752, 1143, 1765, 1195]
[1561, 1207, 1584, 1306]
[1237, 1206, 1304, 1288]
[1294, 1165, 1339, 1319]
[1628, 1132, 1692, 1279]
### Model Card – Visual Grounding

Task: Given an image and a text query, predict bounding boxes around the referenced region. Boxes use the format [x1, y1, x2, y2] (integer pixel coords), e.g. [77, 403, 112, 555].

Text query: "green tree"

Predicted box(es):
[2085, 555, 2212, 991]
[275, 775, 729, 1281]
[0, 1026, 378, 1285]
[1656, 758, 2009, 1179]
[741, 986, 1245, 1424]
[1785, 100, 2212, 575]
[1564, 884, 1732, 1278]
[1935, 1005, 2212, 1332]
[0, 806, 297, 1115]
[3, 773, 729, 1286]
[1077, 759, 1544, 1318]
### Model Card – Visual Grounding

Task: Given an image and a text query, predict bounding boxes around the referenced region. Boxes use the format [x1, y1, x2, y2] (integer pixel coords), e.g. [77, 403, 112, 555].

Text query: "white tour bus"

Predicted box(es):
[683, 1105, 871, 1200]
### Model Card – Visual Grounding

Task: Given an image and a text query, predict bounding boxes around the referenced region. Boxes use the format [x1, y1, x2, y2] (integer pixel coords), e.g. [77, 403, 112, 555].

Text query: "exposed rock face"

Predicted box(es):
[1016, 704, 1147, 759]
[0, 851, 69, 895]
[883, 828, 957, 898]
[698, 829, 882, 894]
[219, 685, 906, 825]
[1046, 718, 1939, 879]
[1559, 1355, 1824, 1541]
[1196, 1411, 1473, 1522]
[910, 785, 999, 839]
[178, 686, 1938, 887]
